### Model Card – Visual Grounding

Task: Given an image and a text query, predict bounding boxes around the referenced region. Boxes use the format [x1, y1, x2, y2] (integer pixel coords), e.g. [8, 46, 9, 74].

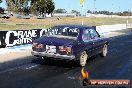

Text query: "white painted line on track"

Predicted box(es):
[0, 66, 22, 74]
[25, 65, 38, 70]
[67, 76, 76, 80]
[0, 64, 39, 74]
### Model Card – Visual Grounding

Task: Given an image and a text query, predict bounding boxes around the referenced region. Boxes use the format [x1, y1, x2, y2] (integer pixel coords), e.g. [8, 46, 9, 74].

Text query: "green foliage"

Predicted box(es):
[0, 7, 4, 14]
[0, 0, 2, 3]
[71, 10, 81, 16]
[87, 10, 92, 13]
[54, 9, 67, 13]
[87, 10, 132, 16]
[6, 0, 55, 15]
[0, 0, 3, 14]
[6, 0, 28, 14]
[46, 0, 55, 14]
[30, 0, 55, 16]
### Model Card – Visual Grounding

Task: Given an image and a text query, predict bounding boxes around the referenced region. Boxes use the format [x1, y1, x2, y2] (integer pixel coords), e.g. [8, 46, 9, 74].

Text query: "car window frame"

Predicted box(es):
[89, 28, 100, 40]
[82, 29, 91, 42]
[44, 26, 80, 40]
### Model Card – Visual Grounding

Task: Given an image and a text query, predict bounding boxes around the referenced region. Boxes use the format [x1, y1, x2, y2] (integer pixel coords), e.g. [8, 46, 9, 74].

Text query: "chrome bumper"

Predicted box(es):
[31, 51, 75, 60]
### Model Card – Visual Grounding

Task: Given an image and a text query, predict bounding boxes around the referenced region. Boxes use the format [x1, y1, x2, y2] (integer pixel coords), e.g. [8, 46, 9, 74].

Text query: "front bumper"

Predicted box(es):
[31, 51, 75, 60]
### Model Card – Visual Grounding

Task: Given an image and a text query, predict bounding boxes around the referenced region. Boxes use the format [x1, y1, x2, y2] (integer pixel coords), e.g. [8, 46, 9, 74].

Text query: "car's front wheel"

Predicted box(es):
[100, 44, 108, 57]
[79, 51, 88, 67]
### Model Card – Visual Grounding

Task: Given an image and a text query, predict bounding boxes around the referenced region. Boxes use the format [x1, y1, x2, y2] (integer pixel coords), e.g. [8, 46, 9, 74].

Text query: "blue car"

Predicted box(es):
[31, 25, 109, 66]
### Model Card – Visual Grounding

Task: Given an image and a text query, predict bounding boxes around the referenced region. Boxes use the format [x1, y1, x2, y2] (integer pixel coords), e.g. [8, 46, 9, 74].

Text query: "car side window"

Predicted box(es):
[82, 29, 91, 42]
[89, 29, 99, 39]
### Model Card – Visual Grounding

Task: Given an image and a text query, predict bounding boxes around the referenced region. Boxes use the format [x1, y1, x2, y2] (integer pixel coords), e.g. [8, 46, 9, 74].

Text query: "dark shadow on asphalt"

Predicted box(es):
[31, 55, 99, 68]
[0, 56, 34, 72]
[31, 57, 80, 68]
[0, 54, 106, 73]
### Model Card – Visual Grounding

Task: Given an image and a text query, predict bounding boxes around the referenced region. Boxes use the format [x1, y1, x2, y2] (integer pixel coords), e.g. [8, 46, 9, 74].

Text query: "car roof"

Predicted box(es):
[53, 25, 95, 29]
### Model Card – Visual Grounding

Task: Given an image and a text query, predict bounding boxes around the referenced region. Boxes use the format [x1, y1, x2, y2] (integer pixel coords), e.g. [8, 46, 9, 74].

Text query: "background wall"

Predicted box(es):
[0, 24, 132, 48]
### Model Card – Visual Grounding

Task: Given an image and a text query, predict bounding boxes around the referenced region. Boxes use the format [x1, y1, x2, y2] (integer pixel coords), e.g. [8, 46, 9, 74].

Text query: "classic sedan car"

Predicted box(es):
[31, 25, 109, 66]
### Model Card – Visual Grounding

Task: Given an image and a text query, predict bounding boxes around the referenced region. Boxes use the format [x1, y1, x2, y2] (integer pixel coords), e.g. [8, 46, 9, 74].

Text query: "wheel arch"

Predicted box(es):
[105, 41, 109, 46]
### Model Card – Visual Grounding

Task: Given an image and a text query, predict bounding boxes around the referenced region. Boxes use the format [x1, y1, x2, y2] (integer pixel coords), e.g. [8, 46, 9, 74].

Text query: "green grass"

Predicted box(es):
[0, 17, 131, 30]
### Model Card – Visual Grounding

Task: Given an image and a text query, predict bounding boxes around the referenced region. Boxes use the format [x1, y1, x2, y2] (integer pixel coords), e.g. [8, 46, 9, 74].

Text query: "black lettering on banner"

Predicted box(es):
[0, 27, 79, 47]
[5, 30, 39, 46]
[40, 28, 49, 37]
[0, 31, 7, 48]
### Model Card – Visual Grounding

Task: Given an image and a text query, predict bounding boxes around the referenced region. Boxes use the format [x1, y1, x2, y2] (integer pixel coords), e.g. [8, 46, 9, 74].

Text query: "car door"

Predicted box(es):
[89, 29, 104, 55]
[81, 29, 93, 57]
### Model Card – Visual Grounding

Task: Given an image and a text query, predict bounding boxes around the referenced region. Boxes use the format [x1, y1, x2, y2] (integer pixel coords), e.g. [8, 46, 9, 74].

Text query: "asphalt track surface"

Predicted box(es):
[0, 29, 132, 88]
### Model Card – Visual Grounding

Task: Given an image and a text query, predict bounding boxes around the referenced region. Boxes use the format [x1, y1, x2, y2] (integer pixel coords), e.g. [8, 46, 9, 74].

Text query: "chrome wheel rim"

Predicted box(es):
[103, 45, 107, 56]
[80, 51, 88, 67]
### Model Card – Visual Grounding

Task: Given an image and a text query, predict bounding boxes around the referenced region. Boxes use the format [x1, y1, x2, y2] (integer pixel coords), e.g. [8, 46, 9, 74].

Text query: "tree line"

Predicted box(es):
[52, 9, 132, 16]
[87, 10, 132, 16]
[0, 0, 4, 14]
[0, 0, 132, 16]
[53, 9, 81, 16]
[2, 0, 55, 16]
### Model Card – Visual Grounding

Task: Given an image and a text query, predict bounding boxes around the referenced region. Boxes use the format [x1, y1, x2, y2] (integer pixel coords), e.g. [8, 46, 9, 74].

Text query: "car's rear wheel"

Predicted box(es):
[100, 44, 108, 57]
[79, 51, 88, 67]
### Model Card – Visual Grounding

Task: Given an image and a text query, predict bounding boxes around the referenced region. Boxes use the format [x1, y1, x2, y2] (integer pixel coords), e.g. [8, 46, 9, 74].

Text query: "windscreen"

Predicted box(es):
[44, 26, 80, 39]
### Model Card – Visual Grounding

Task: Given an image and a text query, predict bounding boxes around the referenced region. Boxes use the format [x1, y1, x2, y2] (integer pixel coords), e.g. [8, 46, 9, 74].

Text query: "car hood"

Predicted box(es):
[33, 36, 77, 46]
